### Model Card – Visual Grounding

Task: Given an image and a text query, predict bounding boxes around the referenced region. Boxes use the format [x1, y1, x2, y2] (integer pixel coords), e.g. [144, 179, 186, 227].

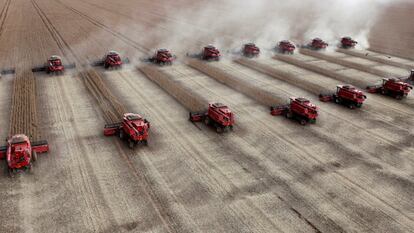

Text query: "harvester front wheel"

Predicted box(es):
[204, 116, 211, 126]
[32, 151, 37, 162]
[143, 140, 148, 146]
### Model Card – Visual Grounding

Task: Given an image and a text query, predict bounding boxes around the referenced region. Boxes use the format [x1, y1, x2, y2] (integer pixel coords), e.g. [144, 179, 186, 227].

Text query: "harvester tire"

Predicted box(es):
[119, 130, 125, 140]
[334, 97, 341, 104]
[216, 126, 223, 133]
[143, 140, 148, 146]
[300, 119, 307, 125]
[396, 95, 403, 100]
[32, 151, 37, 162]
[204, 116, 211, 126]
[129, 140, 135, 149]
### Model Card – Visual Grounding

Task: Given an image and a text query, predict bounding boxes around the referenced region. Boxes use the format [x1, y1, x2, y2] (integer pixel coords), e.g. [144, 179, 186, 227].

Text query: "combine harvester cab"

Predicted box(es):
[189, 103, 234, 133]
[32, 55, 76, 75]
[147, 49, 176, 66]
[91, 51, 130, 69]
[367, 78, 412, 99]
[340, 37, 358, 49]
[202, 45, 221, 61]
[307, 38, 329, 50]
[270, 97, 318, 125]
[319, 85, 367, 109]
[277, 40, 296, 54]
[0, 134, 49, 177]
[242, 43, 260, 58]
[104, 113, 150, 149]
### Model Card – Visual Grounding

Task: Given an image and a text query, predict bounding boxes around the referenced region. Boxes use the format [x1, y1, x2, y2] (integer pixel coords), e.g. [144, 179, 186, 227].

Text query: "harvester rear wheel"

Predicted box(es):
[396, 95, 403, 100]
[129, 140, 135, 149]
[286, 111, 293, 119]
[32, 151, 37, 162]
[8, 168, 13, 178]
[143, 140, 148, 146]
[216, 126, 223, 133]
[300, 119, 307, 125]
[119, 130, 125, 140]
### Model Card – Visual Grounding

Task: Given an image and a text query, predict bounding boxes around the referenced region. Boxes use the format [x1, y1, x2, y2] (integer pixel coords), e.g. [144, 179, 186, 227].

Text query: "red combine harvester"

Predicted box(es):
[148, 49, 176, 66]
[242, 43, 260, 58]
[277, 40, 296, 54]
[270, 97, 318, 125]
[319, 85, 367, 109]
[91, 51, 130, 69]
[0, 134, 49, 177]
[189, 103, 234, 133]
[340, 37, 358, 49]
[366, 78, 412, 99]
[202, 45, 221, 61]
[104, 113, 150, 148]
[307, 38, 329, 50]
[32, 55, 76, 74]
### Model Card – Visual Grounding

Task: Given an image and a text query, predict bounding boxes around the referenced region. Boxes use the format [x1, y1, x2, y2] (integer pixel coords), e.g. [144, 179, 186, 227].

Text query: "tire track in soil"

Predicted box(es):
[31, 1, 179, 232]
[150, 65, 381, 232]
[54, 0, 151, 54]
[119, 70, 321, 233]
[205, 60, 414, 203]
[168, 65, 414, 232]
[0, 0, 11, 38]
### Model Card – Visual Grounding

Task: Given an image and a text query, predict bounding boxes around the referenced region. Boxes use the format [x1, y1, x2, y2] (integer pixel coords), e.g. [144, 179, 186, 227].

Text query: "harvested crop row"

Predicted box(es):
[300, 49, 393, 77]
[187, 59, 286, 107]
[9, 70, 38, 141]
[235, 58, 329, 95]
[138, 65, 207, 112]
[80, 69, 127, 123]
[275, 54, 378, 88]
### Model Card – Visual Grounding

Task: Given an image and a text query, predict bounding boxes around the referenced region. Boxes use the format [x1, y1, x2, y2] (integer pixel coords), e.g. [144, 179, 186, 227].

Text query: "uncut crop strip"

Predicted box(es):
[9, 71, 39, 141]
[80, 69, 127, 124]
[274, 54, 378, 89]
[336, 48, 414, 70]
[235, 58, 330, 95]
[139, 65, 208, 112]
[187, 59, 286, 107]
[299, 49, 397, 78]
